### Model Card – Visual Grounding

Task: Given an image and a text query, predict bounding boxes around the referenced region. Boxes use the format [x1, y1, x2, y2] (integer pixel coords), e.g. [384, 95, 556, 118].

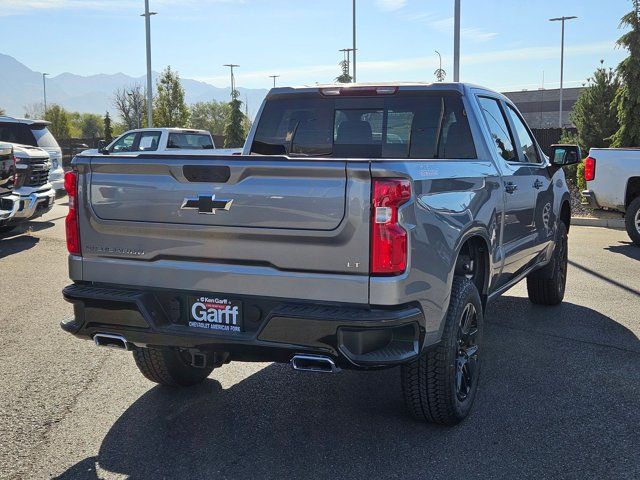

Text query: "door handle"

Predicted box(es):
[533, 179, 544, 189]
[504, 182, 518, 194]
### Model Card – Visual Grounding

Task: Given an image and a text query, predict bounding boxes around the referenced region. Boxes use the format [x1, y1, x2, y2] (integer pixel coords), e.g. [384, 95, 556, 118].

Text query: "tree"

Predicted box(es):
[611, 0, 640, 147]
[113, 84, 146, 130]
[80, 113, 104, 139]
[189, 100, 230, 135]
[24, 102, 44, 120]
[44, 104, 71, 140]
[336, 59, 352, 83]
[153, 66, 189, 128]
[0, 107, 5, 116]
[223, 90, 247, 148]
[569, 60, 620, 152]
[104, 112, 114, 142]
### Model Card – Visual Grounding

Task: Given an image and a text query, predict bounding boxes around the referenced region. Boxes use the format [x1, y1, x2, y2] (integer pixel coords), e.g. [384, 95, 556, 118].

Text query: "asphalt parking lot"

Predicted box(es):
[1, 201, 639, 480]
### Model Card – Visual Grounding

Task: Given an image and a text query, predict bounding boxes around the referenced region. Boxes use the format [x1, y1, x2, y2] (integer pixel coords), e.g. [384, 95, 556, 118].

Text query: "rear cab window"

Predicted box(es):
[167, 132, 214, 150]
[251, 91, 476, 159]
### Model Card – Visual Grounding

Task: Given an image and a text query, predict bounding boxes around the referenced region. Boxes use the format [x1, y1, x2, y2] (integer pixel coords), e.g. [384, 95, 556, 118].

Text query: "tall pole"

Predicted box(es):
[269, 75, 280, 88]
[453, 0, 460, 82]
[549, 16, 577, 128]
[42, 73, 49, 115]
[352, 0, 357, 82]
[141, 0, 157, 128]
[224, 64, 240, 98]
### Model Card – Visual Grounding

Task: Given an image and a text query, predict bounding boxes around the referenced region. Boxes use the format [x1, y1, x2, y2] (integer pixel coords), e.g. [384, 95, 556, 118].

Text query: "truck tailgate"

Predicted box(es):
[77, 155, 371, 301]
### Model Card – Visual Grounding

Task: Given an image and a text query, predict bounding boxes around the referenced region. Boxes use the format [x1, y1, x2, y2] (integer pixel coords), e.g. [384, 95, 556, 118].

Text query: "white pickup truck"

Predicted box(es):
[582, 148, 640, 245]
[94, 128, 241, 156]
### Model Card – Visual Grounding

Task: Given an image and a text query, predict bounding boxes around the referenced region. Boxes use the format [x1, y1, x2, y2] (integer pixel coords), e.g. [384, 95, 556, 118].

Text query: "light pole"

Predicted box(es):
[224, 64, 240, 98]
[352, 0, 357, 82]
[42, 73, 49, 115]
[434, 50, 446, 82]
[453, 0, 460, 82]
[141, 0, 157, 128]
[269, 75, 280, 88]
[549, 15, 577, 128]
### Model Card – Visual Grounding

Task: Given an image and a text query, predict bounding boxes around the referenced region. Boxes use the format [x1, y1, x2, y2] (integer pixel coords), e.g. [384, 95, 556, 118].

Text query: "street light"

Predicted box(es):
[352, 0, 357, 82]
[269, 75, 280, 88]
[42, 73, 49, 115]
[224, 64, 240, 98]
[434, 51, 446, 82]
[549, 15, 577, 128]
[141, 0, 157, 128]
[454, 0, 460, 82]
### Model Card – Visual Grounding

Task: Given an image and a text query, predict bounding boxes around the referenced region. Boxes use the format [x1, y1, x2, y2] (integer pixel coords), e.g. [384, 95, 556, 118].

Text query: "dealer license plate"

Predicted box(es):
[187, 295, 243, 332]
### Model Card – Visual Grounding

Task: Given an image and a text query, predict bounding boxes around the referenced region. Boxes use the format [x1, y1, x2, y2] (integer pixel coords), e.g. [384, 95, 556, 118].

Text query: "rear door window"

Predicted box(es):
[138, 131, 162, 151]
[251, 93, 476, 159]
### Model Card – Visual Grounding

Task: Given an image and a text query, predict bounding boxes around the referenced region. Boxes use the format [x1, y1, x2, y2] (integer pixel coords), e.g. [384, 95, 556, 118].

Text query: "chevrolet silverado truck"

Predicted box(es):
[61, 83, 580, 424]
[92, 128, 242, 156]
[0, 142, 20, 228]
[581, 148, 640, 245]
[0, 143, 55, 233]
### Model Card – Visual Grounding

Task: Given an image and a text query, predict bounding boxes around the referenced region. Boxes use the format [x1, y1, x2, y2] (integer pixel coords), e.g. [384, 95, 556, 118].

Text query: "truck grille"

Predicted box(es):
[24, 159, 50, 187]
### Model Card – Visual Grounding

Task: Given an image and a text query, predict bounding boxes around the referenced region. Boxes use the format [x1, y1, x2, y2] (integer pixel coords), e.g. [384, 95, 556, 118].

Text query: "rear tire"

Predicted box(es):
[401, 277, 483, 425]
[527, 221, 568, 305]
[624, 197, 640, 246]
[133, 347, 214, 386]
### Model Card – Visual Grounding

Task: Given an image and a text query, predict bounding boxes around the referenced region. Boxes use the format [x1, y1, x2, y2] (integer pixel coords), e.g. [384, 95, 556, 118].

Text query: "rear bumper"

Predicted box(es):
[61, 283, 425, 369]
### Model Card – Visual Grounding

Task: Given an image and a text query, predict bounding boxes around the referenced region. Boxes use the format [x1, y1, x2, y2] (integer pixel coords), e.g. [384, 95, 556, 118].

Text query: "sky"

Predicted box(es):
[0, 0, 632, 92]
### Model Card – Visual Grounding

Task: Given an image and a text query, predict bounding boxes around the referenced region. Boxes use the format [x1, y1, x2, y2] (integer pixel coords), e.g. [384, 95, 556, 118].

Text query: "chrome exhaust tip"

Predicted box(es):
[93, 333, 131, 351]
[291, 354, 339, 373]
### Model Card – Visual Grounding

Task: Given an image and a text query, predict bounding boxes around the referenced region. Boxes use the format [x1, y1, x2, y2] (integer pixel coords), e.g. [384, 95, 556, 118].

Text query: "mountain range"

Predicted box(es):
[0, 54, 268, 119]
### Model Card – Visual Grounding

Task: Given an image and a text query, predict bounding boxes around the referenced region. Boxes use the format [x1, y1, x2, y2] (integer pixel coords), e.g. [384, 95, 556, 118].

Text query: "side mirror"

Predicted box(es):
[550, 144, 581, 166]
[97, 140, 109, 154]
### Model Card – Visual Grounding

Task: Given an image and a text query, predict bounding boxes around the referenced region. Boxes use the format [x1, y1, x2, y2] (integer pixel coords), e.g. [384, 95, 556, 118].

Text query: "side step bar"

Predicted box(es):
[93, 333, 132, 351]
[291, 354, 340, 373]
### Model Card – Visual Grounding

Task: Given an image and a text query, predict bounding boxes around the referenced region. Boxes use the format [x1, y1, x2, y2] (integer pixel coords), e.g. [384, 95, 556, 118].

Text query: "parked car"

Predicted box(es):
[0, 142, 20, 231]
[61, 83, 579, 424]
[90, 128, 242, 156]
[581, 148, 640, 245]
[0, 143, 55, 233]
[0, 116, 64, 192]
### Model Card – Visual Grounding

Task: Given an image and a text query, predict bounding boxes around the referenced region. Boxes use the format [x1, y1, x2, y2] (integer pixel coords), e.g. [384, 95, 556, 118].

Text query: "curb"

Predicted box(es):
[571, 216, 625, 229]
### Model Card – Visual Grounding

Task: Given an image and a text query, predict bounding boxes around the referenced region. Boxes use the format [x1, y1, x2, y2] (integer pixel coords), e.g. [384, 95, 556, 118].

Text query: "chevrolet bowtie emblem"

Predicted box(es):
[181, 194, 233, 214]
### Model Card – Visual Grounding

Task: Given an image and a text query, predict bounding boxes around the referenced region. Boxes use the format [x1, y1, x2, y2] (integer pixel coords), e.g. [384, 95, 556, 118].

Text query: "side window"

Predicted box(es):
[505, 105, 541, 164]
[477, 97, 517, 163]
[110, 132, 137, 153]
[137, 131, 161, 151]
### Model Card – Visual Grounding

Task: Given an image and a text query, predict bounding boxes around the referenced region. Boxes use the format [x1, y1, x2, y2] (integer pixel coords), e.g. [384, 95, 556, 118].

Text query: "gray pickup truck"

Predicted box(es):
[62, 83, 580, 424]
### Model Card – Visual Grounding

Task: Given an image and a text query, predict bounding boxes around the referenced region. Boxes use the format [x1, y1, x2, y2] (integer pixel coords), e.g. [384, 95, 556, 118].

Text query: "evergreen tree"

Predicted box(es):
[611, 0, 640, 147]
[153, 66, 189, 128]
[104, 112, 114, 143]
[570, 60, 620, 152]
[223, 90, 247, 148]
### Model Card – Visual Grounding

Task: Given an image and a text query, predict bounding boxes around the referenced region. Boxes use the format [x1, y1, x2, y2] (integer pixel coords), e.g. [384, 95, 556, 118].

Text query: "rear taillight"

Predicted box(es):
[371, 178, 411, 276]
[584, 156, 596, 182]
[64, 170, 81, 255]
